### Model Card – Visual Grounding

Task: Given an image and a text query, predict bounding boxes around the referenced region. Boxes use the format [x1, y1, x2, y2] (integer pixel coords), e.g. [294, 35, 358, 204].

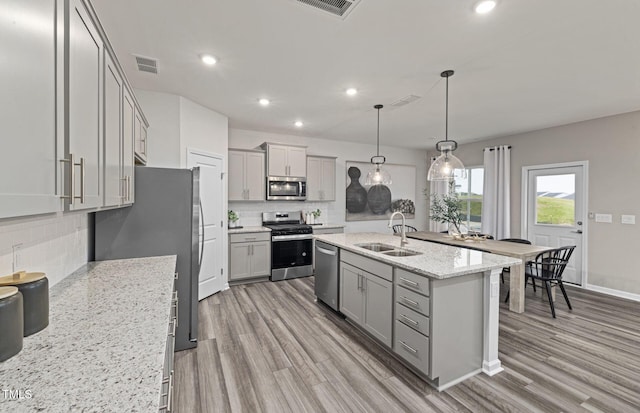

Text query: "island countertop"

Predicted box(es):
[314, 232, 520, 279]
[0, 255, 176, 412]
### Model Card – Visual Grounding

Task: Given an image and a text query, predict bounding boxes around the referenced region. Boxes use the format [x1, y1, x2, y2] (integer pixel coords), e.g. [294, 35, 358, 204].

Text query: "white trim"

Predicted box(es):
[482, 269, 503, 378]
[521, 161, 589, 287]
[585, 284, 640, 303]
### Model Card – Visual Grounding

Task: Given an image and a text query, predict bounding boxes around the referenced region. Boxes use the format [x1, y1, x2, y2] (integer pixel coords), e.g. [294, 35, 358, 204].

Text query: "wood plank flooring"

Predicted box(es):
[173, 277, 640, 412]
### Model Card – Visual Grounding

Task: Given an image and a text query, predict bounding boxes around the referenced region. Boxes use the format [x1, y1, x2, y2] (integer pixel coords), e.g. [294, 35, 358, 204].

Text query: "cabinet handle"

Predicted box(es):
[77, 157, 85, 204]
[174, 272, 179, 280]
[362, 277, 366, 291]
[401, 296, 419, 308]
[120, 177, 127, 201]
[127, 176, 132, 201]
[400, 314, 419, 326]
[172, 292, 178, 328]
[159, 370, 174, 412]
[169, 317, 177, 337]
[400, 277, 419, 287]
[399, 341, 418, 354]
[59, 154, 74, 202]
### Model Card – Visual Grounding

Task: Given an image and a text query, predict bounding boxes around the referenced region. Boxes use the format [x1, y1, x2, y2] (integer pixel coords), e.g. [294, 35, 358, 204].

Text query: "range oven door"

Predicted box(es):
[271, 234, 313, 269]
[267, 177, 306, 201]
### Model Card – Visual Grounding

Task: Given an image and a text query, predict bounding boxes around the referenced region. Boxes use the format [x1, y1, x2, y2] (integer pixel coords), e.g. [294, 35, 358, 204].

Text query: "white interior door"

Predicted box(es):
[524, 164, 586, 285]
[188, 150, 225, 300]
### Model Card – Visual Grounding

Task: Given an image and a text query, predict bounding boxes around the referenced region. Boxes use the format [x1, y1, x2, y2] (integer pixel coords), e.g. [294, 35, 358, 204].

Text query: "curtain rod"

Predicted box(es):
[484, 145, 512, 151]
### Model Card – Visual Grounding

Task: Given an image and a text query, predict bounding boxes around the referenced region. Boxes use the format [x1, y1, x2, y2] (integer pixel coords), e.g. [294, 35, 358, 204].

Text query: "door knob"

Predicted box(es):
[571, 230, 583, 234]
[577, 221, 583, 225]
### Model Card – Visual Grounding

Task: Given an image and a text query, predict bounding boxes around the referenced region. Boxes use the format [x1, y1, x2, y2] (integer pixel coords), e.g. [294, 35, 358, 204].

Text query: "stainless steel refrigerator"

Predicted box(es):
[93, 166, 200, 351]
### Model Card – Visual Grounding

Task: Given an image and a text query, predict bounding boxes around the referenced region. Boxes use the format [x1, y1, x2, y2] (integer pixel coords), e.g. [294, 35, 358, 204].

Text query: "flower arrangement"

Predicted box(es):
[311, 209, 321, 218]
[391, 199, 415, 214]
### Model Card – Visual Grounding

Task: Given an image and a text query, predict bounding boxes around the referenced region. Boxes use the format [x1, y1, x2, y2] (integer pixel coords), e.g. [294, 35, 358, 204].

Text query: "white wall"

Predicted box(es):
[432, 110, 640, 296]
[0, 213, 88, 288]
[179, 97, 229, 167]
[229, 129, 429, 233]
[134, 89, 181, 168]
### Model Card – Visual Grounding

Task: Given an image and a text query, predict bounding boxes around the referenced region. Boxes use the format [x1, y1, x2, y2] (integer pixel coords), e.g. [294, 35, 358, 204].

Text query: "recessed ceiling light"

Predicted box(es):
[345, 88, 358, 96]
[294, 121, 304, 127]
[258, 98, 270, 106]
[474, 0, 497, 14]
[200, 54, 217, 65]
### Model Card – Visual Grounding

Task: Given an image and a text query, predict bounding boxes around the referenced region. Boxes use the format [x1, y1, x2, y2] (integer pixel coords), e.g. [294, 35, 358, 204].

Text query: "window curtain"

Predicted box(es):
[428, 157, 450, 232]
[481, 146, 511, 239]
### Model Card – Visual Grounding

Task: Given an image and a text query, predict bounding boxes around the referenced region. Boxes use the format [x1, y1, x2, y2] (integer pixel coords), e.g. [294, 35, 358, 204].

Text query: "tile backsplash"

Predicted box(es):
[0, 213, 88, 288]
[228, 202, 332, 227]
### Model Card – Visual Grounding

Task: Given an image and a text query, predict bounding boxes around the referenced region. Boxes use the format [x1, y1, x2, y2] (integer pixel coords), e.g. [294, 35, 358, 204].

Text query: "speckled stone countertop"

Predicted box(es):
[0, 255, 176, 412]
[228, 226, 271, 234]
[314, 232, 520, 279]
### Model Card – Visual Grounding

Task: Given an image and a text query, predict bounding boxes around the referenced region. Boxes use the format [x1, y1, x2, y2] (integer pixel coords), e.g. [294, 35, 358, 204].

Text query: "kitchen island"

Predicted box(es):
[314, 232, 520, 391]
[0, 256, 177, 412]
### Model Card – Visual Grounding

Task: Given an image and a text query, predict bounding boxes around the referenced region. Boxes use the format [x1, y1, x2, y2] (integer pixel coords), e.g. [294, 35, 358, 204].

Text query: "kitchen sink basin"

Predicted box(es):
[355, 243, 396, 252]
[382, 249, 422, 257]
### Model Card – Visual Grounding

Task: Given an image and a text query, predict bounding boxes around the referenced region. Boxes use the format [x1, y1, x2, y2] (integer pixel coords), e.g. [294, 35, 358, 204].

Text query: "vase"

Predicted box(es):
[448, 223, 468, 237]
[367, 184, 391, 215]
[346, 167, 367, 213]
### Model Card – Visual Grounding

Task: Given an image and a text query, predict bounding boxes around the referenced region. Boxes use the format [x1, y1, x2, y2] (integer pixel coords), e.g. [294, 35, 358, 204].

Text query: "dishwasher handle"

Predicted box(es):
[316, 246, 337, 256]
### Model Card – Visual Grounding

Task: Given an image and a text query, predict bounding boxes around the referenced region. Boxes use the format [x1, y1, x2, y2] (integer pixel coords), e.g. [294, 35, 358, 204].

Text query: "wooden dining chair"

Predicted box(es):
[392, 225, 417, 234]
[525, 246, 576, 318]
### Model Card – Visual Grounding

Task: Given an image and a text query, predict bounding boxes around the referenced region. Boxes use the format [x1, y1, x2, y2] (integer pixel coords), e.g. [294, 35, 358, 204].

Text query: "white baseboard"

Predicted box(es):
[585, 284, 640, 302]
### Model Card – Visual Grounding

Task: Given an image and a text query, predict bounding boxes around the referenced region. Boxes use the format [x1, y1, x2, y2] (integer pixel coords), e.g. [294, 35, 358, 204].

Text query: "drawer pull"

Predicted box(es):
[400, 314, 419, 326]
[159, 370, 174, 412]
[401, 296, 419, 308]
[169, 317, 177, 337]
[399, 341, 418, 354]
[400, 277, 419, 287]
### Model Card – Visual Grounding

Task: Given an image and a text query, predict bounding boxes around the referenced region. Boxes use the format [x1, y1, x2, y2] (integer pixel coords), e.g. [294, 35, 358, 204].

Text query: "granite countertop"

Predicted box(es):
[228, 226, 271, 234]
[314, 232, 520, 279]
[0, 255, 177, 412]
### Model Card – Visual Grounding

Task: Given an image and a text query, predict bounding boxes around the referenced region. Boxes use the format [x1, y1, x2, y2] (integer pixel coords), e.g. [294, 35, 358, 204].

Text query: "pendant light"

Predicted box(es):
[365, 104, 392, 185]
[427, 70, 467, 182]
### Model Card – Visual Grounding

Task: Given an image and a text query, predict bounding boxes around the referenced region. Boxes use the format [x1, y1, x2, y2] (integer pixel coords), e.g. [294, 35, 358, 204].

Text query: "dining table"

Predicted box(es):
[406, 231, 555, 313]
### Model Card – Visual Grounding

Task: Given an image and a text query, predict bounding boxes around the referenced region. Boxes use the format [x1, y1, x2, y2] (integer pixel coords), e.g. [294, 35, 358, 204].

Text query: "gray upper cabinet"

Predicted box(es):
[0, 0, 62, 219]
[0, 0, 146, 220]
[134, 107, 148, 165]
[228, 149, 265, 201]
[122, 88, 135, 204]
[104, 52, 123, 208]
[263, 143, 307, 178]
[306, 156, 336, 201]
[67, 0, 103, 211]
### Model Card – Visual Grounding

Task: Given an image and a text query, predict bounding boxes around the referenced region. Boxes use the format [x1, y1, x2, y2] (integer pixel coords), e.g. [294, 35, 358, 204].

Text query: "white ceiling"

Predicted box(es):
[92, 0, 640, 149]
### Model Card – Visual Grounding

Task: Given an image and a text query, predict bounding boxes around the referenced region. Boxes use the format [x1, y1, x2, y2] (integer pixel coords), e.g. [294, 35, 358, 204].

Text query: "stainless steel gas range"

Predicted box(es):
[262, 211, 313, 281]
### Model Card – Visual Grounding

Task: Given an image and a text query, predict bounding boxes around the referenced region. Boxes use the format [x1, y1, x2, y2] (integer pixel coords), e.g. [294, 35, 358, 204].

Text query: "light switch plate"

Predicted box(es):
[595, 214, 612, 223]
[621, 215, 636, 225]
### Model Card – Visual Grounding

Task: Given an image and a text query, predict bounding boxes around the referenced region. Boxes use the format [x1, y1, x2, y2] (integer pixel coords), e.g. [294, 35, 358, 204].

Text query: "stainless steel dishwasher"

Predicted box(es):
[314, 241, 339, 311]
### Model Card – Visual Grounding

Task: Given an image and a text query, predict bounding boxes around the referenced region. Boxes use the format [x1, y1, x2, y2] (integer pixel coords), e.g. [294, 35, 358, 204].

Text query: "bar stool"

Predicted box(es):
[0, 286, 24, 361]
[0, 272, 49, 336]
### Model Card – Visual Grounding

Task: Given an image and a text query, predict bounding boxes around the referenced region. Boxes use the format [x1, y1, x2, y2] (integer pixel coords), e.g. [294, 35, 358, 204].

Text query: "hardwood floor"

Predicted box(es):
[174, 277, 640, 412]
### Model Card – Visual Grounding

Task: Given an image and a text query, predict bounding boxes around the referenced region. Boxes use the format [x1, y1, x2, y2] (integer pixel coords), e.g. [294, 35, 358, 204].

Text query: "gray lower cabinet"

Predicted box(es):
[159, 274, 178, 412]
[229, 232, 271, 282]
[339, 254, 393, 347]
[393, 267, 483, 387]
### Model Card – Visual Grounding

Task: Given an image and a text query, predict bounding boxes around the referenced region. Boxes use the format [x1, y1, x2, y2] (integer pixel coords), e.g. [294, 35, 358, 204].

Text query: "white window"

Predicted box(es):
[454, 167, 484, 232]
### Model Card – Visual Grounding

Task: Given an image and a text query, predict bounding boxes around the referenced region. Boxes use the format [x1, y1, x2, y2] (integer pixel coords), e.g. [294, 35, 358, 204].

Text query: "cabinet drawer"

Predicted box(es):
[230, 232, 270, 243]
[395, 268, 430, 296]
[341, 250, 392, 282]
[394, 321, 430, 374]
[396, 285, 430, 316]
[395, 302, 430, 337]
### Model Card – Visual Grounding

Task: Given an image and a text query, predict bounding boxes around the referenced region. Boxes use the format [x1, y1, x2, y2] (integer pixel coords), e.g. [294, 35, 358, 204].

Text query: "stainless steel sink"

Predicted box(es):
[382, 249, 422, 257]
[355, 243, 396, 252]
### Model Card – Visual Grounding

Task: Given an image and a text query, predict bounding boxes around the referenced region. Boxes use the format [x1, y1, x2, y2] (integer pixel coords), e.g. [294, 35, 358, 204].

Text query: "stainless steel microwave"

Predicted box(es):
[267, 176, 306, 201]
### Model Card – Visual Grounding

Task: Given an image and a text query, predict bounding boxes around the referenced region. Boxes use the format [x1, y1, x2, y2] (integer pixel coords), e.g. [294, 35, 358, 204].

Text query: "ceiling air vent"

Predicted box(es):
[391, 94, 422, 107]
[295, 0, 361, 19]
[134, 55, 158, 74]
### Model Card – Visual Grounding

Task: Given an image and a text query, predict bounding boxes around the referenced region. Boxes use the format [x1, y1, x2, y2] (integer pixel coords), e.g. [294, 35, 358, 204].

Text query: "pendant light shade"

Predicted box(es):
[365, 104, 392, 185]
[427, 70, 467, 182]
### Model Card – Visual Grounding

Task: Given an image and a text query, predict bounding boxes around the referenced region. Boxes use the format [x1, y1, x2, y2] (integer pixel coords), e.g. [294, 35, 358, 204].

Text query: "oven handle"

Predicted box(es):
[272, 234, 314, 241]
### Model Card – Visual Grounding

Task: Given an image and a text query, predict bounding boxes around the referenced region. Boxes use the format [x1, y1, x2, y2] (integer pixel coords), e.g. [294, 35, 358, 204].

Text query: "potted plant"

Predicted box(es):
[429, 193, 466, 237]
[228, 210, 239, 228]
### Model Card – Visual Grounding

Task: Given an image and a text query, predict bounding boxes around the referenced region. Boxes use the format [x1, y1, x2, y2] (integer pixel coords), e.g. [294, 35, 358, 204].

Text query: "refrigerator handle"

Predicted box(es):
[199, 201, 205, 266]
